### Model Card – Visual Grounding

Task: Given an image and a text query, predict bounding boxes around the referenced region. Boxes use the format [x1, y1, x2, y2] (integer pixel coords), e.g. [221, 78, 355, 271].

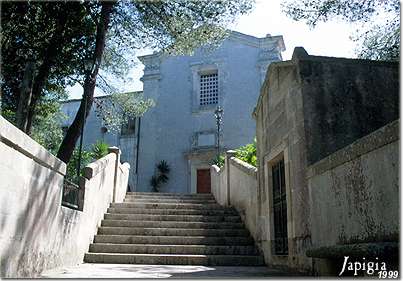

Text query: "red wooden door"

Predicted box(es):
[197, 169, 211, 193]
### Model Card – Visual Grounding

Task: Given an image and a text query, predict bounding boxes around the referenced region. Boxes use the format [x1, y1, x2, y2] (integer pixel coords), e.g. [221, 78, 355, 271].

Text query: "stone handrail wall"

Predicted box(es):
[211, 152, 259, 241]
[307, 119, 399, 249]
[210, 164, 226, 206]
[0, 116, 130, 278]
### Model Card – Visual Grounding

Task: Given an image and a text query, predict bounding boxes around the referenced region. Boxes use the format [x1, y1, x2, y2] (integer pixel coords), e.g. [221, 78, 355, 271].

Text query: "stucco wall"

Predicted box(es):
[210, 153, 259, 242]
[137, 31, 284, 193]
[210, 165, 226, 206]
[0, 116, 129, 278]
[307, 120, 399, 248]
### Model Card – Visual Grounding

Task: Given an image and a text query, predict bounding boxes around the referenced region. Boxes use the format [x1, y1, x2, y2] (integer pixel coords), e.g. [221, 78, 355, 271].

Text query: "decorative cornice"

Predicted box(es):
[137, 30, 286, 63]
[228, 31, 285, 52]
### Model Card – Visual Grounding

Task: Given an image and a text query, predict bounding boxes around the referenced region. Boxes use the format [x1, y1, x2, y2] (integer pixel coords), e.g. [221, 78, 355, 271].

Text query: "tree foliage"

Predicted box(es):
[211, 154, 225, 168]
[65, 148, 94, 183]
[235, 138, 257, 167]
[65, 140, 111, 183]
[94, 92, 155, 133]
[282, 0, 400, 61]
[0, 1, 97, 129]
[30, 100, 67, 155]
[1, 0, 254, 164]
[1, 91, 67, 155]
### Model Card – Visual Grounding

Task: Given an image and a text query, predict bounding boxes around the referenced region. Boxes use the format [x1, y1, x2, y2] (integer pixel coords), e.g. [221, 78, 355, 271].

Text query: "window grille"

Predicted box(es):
[272, 159, 288, 255]
[199, 73, 218, 106]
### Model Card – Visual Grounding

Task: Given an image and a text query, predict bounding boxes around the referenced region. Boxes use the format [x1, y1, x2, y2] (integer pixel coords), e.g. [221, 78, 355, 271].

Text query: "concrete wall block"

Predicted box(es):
[115, 163, 130, 203]
[309, 139, 399, 248]
[0, 118, 131, 278]
[0, 116, 66, 175]
[83, 153, 115, 179]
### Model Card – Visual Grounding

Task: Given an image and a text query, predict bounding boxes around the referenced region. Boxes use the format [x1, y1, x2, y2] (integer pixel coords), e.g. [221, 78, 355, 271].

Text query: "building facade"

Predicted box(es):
[61, 31, 285, 193]
[254, 47, 399, 274]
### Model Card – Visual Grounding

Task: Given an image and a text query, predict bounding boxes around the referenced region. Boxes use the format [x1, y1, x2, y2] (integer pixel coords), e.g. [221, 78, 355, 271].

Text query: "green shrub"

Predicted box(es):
[235, 138, 257, 167]
[66, 148, 94, 183]
[211, 154, 225, 168]
[91, 140, 109, 160]
[65, 140, 110, 183]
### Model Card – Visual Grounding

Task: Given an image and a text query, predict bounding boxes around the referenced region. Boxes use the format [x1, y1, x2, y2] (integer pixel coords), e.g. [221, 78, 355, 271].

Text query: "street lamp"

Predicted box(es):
[76, 58, 93, 179]
[214, 106, 223, 159]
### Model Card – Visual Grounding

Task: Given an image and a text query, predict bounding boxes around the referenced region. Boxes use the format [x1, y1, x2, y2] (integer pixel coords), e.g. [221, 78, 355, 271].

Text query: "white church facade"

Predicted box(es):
[61, 31, 285, 193]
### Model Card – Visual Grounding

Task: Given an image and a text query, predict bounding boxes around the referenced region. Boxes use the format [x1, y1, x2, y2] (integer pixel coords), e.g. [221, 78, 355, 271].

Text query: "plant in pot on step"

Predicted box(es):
[150, 160, 170, 192]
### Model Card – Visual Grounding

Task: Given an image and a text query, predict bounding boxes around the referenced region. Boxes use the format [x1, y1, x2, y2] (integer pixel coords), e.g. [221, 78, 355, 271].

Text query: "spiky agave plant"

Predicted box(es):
[91, 140, 109, 160]
[157, 160, 170, 184]
[150, 175, 160, 192]
[150, 160, 171, 192]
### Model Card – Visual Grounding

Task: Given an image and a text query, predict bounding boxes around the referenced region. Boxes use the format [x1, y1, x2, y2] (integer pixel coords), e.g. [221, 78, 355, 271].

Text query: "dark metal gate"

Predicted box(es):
[272, 159, 288, 255]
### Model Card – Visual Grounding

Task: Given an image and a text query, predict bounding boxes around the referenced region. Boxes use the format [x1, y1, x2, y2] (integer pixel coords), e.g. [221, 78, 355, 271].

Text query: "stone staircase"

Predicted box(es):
[84, 192, 264, 266]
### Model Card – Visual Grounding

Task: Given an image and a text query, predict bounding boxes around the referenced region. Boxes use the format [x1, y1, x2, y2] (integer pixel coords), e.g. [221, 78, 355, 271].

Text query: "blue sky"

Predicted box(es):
[67, 0, 359, 99]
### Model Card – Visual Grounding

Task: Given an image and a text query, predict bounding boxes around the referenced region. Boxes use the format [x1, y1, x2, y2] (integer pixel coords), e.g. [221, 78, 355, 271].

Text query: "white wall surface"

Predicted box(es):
[0, 116, 129, 278]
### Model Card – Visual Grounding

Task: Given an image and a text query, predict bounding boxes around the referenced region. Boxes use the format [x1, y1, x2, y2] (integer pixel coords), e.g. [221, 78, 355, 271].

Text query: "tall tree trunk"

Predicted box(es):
[57, 2, 115, 164]
[16, 61, 35, 131]
[24, 8, 69, 134]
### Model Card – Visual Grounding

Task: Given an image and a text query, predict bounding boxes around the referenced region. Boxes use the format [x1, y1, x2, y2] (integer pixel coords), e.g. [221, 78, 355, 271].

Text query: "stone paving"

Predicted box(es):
[41, 263, 298, 278]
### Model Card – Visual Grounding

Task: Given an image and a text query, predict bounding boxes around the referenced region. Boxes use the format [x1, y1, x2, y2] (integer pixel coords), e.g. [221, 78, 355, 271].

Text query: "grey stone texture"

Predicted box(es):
[41, 264, 297, 278]
[294, 48, 399, 165]
[307, 121, 399, 271]
[0, 116, 129, 278]
[211, 151, 259, 245]
[84, 192, 265, 266]
[253, 47, 399, 274]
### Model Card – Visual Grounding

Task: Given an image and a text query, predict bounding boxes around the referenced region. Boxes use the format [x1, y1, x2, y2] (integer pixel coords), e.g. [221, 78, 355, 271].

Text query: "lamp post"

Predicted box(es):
[214, 106, 223, 159]
[76, 59, 93, 179]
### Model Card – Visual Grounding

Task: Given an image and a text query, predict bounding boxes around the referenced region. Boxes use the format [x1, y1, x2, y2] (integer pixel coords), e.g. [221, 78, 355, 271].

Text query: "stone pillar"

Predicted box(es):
[108, 146, 121, 202]
[225, 150, 236, 206]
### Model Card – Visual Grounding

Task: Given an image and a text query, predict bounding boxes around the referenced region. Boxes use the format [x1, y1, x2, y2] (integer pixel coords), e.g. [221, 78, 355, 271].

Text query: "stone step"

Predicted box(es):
[125, 194, 214, 200]
[110, 202, 223, 210]
[107, 207, 237, 216]
[126, 192, 214, 198]
[89, 243, 259, 255]
[101, 219, 245, 229]
[124, 198, 216, 204]
[97, 227, 249, 237]
[93, 235, 254, 245]
[84, 252, 264, 266]
[104, 213, 241, 223]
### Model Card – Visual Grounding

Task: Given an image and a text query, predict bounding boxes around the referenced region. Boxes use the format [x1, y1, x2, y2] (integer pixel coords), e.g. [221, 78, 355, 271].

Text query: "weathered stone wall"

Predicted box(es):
[254, 56, 312, 271]
[0, 116, 129, 278]
[253, 47, 399, 274]
[298, 52, 399, 165]
[307, 120, 399, 248]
